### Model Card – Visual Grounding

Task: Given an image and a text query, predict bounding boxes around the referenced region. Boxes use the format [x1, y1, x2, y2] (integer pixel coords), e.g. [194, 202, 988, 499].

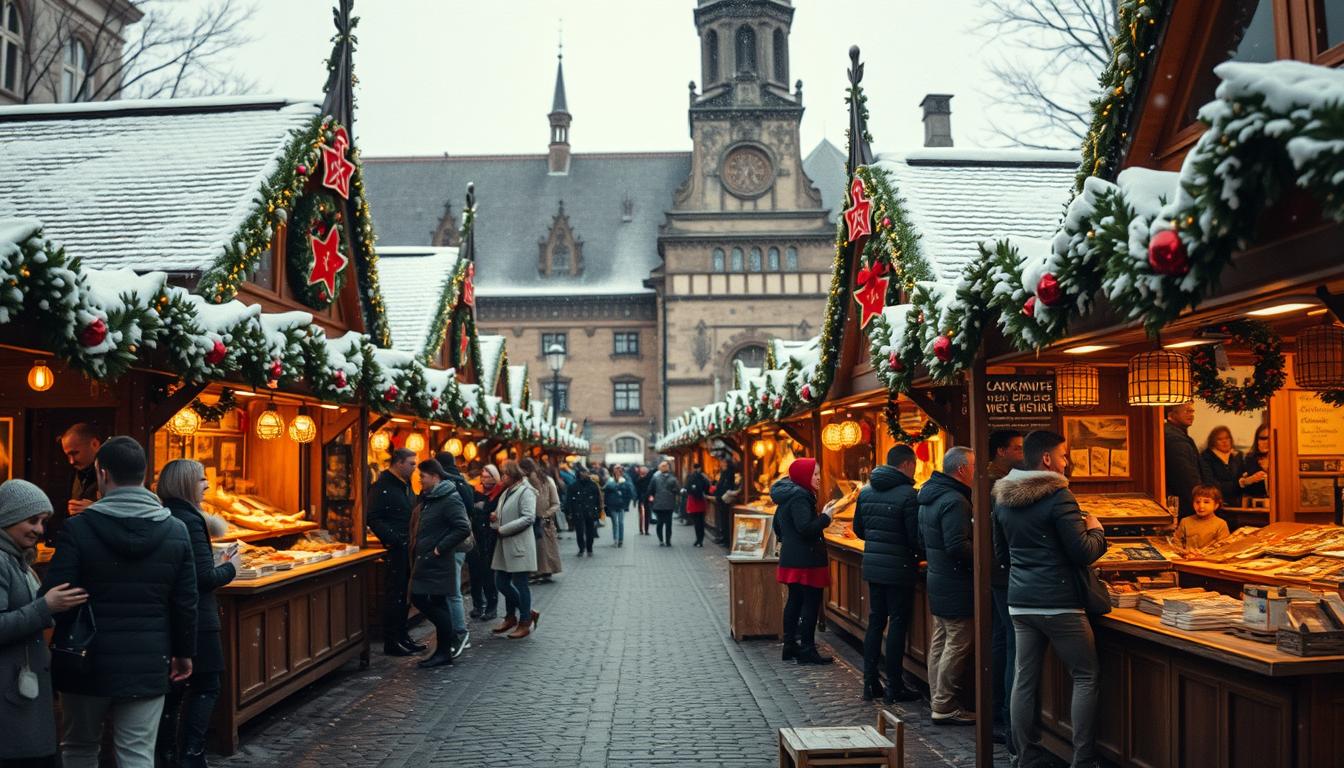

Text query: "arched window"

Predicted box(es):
[61, 37, 88, 102]
[712, 247, 725, 272]
[730, 247, 744, 271]
[732, 344, 767, 370]
[1, 1, 23, 95]
[772, 28, 787, 82]
[705, 29, 719, 82]
[613, 435, 641, 454]
[785, 247, 799, 271]
[552, 242, 571, 272]
[767, 247, 780, 271]
[749, 247, 762, 272]
[735, 25, 756, 74]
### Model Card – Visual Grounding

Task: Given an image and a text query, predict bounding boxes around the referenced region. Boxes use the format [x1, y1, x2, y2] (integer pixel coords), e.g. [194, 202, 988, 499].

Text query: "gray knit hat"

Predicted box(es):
[0, 479, 54, 528]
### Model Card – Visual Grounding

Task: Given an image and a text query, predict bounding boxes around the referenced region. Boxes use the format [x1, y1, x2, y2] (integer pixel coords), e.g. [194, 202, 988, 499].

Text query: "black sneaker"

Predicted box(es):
[781, 641, 800, 661]
[451, 631, 470, 659]
[863, 680, 885, 701]
[469, 606, 483, 619]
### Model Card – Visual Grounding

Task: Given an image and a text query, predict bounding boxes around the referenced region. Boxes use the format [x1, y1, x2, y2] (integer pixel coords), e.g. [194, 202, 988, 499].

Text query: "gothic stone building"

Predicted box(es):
[362, 0, 843, 463]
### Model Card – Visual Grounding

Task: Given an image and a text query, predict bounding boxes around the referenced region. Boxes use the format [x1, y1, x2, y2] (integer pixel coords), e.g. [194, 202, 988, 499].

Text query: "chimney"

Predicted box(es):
[919, 93, 953, 148]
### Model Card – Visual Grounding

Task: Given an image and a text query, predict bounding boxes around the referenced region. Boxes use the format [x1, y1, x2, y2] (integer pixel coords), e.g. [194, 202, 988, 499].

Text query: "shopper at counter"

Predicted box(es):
[1163, 403, 1206, 517]
[44, 436, 197, 768]
[469, 465, 502, 621]
[490, 461, 540, 639]
[649, 461, 681, 547]
[410, 460, 471, 668]
[986, 430, 1024, 484]
[713, 458, 739, 547]
[683, 463, 711, 547]
[1242, 425, 1272, 500]
[50, 423, 102, 544]
[772, 458, 834, 666]
[1, 480, 87, 768]
[156, 459, 240, 768]
[917, 446, 978, 726]
[853, 445, 922, 704]
[367, 448, 421, 657]
[1200, 425, 1253, 508]
[992, 430, 1107, 768]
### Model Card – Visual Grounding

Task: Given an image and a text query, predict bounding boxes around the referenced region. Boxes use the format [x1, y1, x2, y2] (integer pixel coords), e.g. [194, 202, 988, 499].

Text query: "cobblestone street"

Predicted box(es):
[215, 525, 1003, 768]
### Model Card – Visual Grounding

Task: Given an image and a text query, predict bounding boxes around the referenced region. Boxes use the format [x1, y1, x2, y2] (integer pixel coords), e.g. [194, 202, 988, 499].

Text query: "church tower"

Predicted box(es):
[654, 0, 835, 421]
[548, 51, 571, 175]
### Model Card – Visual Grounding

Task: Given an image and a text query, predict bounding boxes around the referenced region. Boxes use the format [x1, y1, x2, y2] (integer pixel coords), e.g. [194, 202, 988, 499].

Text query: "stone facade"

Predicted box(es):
[0, 0, 141, 105]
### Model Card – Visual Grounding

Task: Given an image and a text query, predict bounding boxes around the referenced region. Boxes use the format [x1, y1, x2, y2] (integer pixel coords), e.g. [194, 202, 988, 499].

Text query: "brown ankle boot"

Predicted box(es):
[507, 619, 533, 639]
[491, 615, 518, 635]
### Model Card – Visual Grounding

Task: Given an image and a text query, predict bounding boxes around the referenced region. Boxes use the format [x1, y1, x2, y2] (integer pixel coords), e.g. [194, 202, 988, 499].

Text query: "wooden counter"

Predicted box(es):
[212, 548, 383, 753]
[824, 539, 934, 683]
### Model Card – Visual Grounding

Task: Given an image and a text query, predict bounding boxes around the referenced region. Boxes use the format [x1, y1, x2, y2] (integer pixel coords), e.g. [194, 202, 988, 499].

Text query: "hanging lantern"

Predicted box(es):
[1127, 350, 1192, 406]
[752, 440, 767, 458]
[167, 408, 202, 437]
[762, 437, 776, 455]
[463, 442, 478, 462]
[821, 422, 845, 452]
[405, 432, 427, 453]
[369, 430, 391, 454]
[838, 420, 863, 448]
[1293, 321, 1344, 390]
[444, 437, 464, 456]
[288, 414, 317, 443]
[255, 404, 285, 440]
[27, 360, 54, 392]
[1055, 363, 1101, 410]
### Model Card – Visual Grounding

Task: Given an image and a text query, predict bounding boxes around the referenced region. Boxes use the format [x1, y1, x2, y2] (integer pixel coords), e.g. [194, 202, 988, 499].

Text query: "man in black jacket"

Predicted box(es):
[713, 456, 738, 546]
[1163, 402, 1206, 517]
[43, 436, 196, 768]
[992, 430, 1107, 768]
[368, 448, 420, 655]
[632, 465, 653, 536]
[48, 422, 102, 544]
[566, 465, 603, 556]
[853, 445, 923, 704]
[917, 445, 977, 726]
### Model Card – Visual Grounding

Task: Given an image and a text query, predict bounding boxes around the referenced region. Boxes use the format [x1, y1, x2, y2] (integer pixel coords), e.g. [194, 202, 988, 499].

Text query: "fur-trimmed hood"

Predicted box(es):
[991, 469, 1069, 508]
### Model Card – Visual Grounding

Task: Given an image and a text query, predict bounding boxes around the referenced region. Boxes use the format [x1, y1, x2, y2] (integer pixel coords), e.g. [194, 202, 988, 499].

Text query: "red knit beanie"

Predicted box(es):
[788, 458, 816, 489]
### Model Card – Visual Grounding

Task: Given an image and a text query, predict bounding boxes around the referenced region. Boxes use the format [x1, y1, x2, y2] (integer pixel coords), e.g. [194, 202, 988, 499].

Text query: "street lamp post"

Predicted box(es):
[545, 342, 566, 424]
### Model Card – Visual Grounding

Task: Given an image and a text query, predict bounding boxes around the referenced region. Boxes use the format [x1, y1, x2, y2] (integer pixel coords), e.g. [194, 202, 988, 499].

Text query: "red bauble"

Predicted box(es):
[383, 386, 398, 402]
[1035, 273, 1064, 307]
[745, 405, 754, 416]
[882, 217, 892, 230]
[297, 164, 308, 176]
[888, 351, 904, 371]
[933, 334, 953, 362]
[79, 318, 108, 347]
[915, 441, 932, 463]
[1023, 296, 1037, 318]
[334, 369, 347, 388]
[269, 360, 284, 381]
[430, 397, 440, 411]
[772, 397, 782, 409]
[463, 407, 473, 419]
[204, 340, 227, 365]
[1147, 229, 1190, 276]
[801, 385, 812, 400]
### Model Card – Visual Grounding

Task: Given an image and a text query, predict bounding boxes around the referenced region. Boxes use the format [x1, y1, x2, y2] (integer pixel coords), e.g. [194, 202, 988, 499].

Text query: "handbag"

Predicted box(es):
[1074, 566, 1113, 615]
[50, 600, 96, 690]
[453, 531, 476, 553]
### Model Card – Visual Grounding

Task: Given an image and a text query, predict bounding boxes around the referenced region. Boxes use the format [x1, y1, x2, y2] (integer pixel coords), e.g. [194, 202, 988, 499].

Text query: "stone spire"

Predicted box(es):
[548, 47, 571, 175]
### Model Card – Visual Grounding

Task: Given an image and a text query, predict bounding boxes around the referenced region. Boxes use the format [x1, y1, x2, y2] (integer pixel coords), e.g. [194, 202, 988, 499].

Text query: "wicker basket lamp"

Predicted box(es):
[1127, 350, 1192, 406]
[1293, 321, 1344, 390]
[1055, 363, 1100, 410]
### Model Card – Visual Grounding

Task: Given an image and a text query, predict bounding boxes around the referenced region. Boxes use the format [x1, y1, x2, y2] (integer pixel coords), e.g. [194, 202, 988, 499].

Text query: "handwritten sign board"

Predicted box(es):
[985, 375, 1056, 432]
[1294, 391, 1344, 455]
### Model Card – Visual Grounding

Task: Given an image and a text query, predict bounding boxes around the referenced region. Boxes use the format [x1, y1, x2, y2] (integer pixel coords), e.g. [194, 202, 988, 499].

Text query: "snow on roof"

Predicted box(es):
[0, 98, 321, 272]
[507, 364, 528, 407]
[477, 334, 506, 394]
[375, 246, 461, 356]
[474, 284, 654, 297]
[871, 150, 1078, 284]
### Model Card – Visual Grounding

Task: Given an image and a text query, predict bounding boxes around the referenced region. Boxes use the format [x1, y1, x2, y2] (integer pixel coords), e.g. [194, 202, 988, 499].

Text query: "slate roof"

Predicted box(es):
[802, 138, 846, 221]
[375, 246, 461, 356]
[0, 96, 321, 271]
[361, 152, 692, 295]
[871, 148, 1078, 283]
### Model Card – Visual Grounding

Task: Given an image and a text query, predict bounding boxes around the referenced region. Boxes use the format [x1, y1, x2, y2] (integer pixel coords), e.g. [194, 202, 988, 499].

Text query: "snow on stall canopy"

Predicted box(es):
[870, 148, 1078, 283]
[375, 246, 461, 356]
[507, 364, 528, 408]
[477, 335, 506, 394]
[0, 97, 320, 272]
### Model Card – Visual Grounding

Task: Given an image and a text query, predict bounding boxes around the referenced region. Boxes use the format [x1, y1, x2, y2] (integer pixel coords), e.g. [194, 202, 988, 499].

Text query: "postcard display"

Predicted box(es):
[154, 387, 381, 754]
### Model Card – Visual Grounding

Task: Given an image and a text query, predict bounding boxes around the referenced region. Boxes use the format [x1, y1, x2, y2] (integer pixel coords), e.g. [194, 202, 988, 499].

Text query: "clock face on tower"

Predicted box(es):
[720, 145, 775, 198]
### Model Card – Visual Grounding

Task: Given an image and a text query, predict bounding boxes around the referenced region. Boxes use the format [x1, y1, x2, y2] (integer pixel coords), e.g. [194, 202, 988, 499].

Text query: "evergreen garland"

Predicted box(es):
[1189, 320, 1286, 413]
[286, 191, 349, 310]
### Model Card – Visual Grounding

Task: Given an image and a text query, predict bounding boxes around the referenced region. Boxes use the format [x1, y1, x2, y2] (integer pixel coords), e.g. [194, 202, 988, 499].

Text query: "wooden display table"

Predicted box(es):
[728, 556, 785, 640]
[212, 548, 383, 753]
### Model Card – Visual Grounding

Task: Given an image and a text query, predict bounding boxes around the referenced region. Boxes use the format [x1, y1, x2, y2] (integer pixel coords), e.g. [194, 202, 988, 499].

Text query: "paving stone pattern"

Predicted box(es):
[214, 527, 1017, 768]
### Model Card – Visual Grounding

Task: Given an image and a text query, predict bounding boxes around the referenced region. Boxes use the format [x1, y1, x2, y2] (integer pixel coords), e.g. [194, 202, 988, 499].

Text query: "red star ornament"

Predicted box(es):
[843, 177, 873, 246]
[320, 126, 354, 199]
[853, 260, 890, 329]
[463, 263, 475, 307]
[307, 225, 349, 298]
[459, 326, 470, 360]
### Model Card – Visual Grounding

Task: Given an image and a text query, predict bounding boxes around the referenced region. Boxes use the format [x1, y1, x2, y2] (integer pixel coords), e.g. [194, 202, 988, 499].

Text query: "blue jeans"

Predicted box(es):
[495, 570, 532, 619]
[610, 508, 626, 542]
[448, 551, 467, 634]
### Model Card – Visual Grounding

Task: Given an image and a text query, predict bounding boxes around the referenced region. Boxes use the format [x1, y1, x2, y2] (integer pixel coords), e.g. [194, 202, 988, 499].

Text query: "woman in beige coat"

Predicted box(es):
[490, 461, 540, 639]
[521, 458, 563, 582]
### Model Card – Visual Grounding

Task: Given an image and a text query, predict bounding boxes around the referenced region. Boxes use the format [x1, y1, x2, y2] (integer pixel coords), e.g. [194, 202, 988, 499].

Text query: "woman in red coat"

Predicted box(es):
[771, 458, 835, 665]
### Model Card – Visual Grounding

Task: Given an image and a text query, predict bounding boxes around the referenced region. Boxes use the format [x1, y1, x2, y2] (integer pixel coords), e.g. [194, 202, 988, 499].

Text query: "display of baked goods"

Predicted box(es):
[202, 489, 308, 533]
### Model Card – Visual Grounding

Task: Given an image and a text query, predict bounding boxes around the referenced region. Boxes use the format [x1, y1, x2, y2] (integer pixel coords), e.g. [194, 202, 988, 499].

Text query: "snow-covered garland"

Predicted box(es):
[0, 219, 587, 452]
[1189, 320, 1285, 414]
[866, 60, 1344, 410]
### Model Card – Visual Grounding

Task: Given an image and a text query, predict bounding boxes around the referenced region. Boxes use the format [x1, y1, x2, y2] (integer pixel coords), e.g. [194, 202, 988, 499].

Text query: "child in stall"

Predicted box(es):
[1173, 484, 1231, 556]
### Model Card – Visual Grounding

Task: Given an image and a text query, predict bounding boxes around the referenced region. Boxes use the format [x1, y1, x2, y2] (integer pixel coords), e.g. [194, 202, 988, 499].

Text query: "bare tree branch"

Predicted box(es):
[977, 0, 1116, 148]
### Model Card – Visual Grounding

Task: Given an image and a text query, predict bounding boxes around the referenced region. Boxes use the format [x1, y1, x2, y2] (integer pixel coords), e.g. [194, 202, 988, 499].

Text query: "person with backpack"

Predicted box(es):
[683, 463, 712, 547]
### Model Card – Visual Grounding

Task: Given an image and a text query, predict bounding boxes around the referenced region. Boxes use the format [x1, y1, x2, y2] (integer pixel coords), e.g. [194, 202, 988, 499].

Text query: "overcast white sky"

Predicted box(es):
[221, 0, 1075, 158]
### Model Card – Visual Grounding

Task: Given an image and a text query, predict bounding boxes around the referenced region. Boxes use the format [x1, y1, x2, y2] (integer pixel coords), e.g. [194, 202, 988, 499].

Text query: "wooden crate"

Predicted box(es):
[729, 556, 785, 640]
[778, 711, 903, 768]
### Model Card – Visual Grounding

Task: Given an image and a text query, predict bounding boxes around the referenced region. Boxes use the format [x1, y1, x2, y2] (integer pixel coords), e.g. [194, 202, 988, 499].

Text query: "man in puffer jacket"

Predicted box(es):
[992, 430, 1107, 768]
[852, 445, 923, 704]
[917, 446, 977, 726]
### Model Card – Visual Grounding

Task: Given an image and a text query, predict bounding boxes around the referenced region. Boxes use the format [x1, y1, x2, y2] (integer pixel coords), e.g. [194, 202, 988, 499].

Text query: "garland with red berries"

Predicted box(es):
[288, 191, 350, 310]
[1189, 320, 1285, 413]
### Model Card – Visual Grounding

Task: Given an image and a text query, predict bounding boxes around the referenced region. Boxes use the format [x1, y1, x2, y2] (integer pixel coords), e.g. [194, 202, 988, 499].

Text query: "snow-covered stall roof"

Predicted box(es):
[375, 246, 461, 356]
[507, 364, 528, 408]
[477, 334, 506, 394]
[871, 148, 1078, 283]
[0, 97, 321, 272]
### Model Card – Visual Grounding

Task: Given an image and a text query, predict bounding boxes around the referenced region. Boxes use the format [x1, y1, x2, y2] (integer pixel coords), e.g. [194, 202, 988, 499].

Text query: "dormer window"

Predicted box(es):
[538, 200, 584, 277]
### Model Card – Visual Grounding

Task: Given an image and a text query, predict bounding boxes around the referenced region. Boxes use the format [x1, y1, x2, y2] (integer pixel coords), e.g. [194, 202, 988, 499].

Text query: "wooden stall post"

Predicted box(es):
[967, 355, 994, 768]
